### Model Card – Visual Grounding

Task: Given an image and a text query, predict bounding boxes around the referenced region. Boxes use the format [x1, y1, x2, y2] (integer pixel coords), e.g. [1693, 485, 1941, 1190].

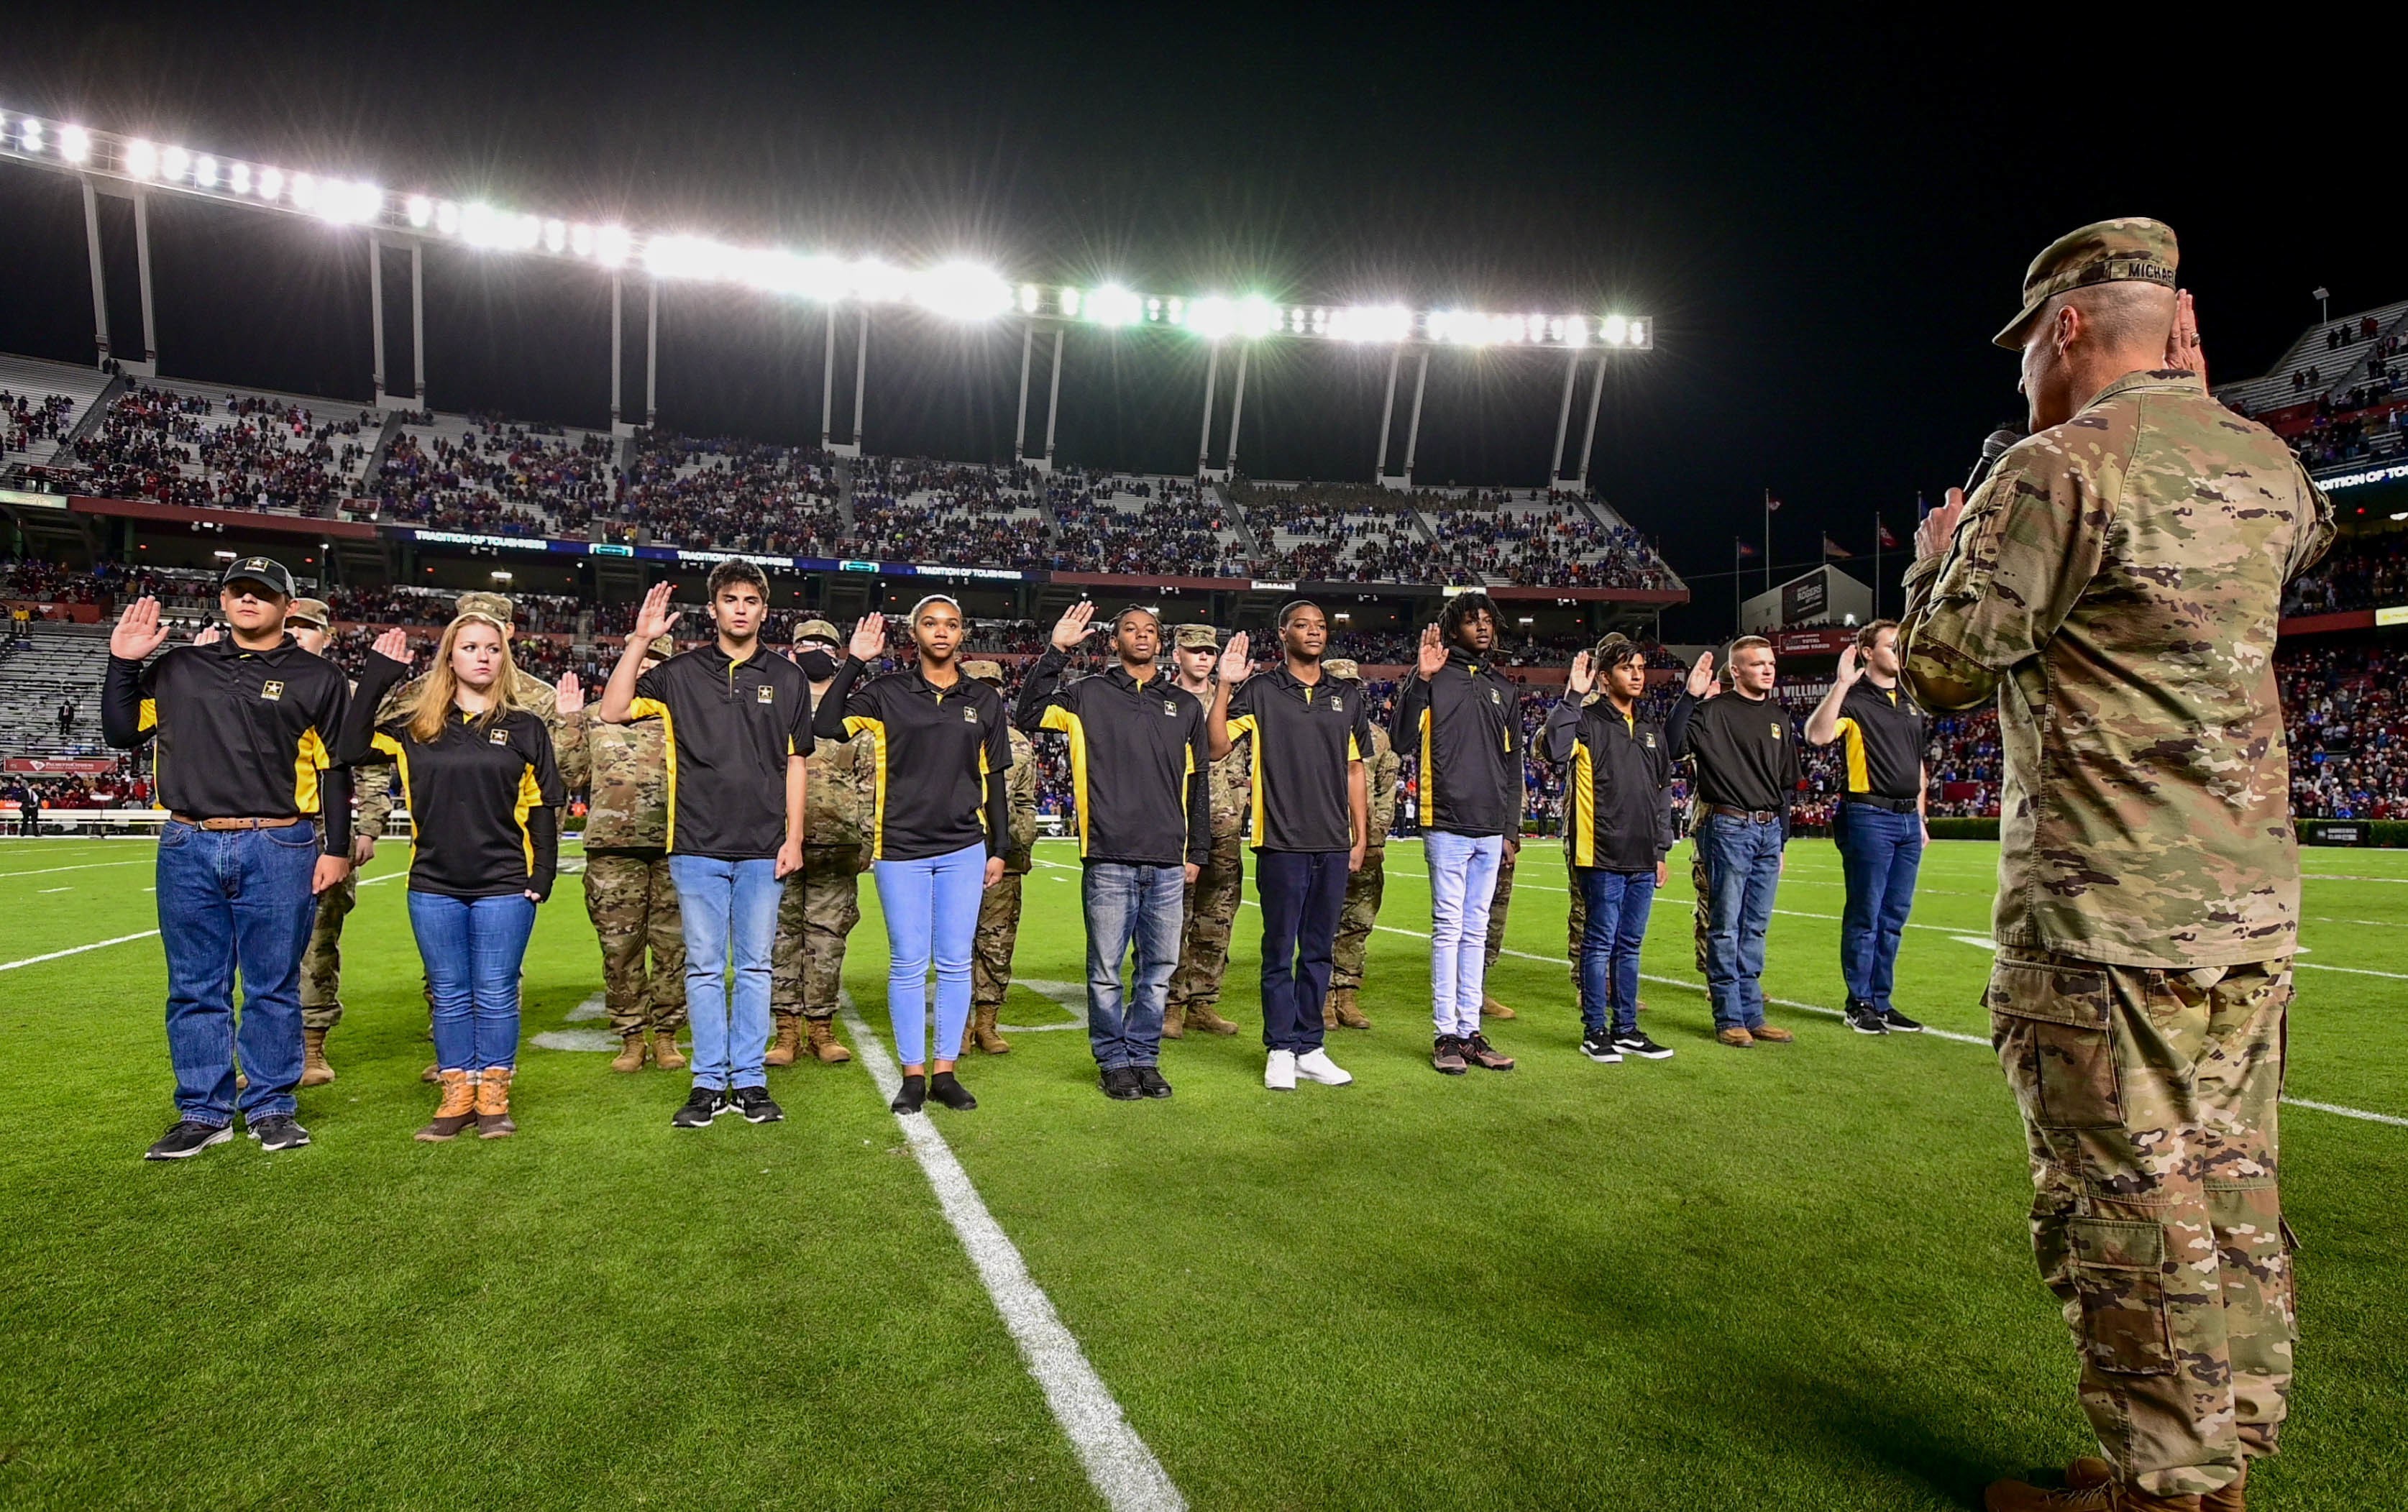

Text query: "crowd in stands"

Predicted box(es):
[1045, 472, 1248, 577]
[374, 424, 613, 536]
[2283, 643, 2408, 820]
[851, 456, 1046, 569]
[2283, 532, 2408, 616]
[1, 390, 76, 459]
[1235, 480, 1429, 582]
[618, 434, 843, 555]
[2, 767, 152, 820]
[63, 388, 372, 517]
[1422, 505, 1677, 590]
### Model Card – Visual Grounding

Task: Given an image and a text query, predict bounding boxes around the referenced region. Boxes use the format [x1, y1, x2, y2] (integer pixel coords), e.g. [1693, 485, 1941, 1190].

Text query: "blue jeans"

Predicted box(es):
[154, 819, 322, 1125]
[874, 843, 986, 1069]
[1425, 830, 1504, 1037]
[1082, 862, 1186, 1070]
[1835, 803, 1924, 1012]
[669, 855, 782, 1091]
[1700, 813, 1785, 1030]
[1578, 866, 1657, 1035]
[1255, 848, 1351, 1054]
[407, 891, 538, 1072]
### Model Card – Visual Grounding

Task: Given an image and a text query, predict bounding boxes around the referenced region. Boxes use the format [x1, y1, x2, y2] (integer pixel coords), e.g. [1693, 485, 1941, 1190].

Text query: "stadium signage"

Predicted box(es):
[1250, 579, 1298, 592]
[2319, 462, 2408, 492]
[590, 542, 633, 556]
[2376, 605, 2408, 628]
[838, 561, 880, 573]
[410, 530, 554, 551]
[674, 549, 789, 569]
[0, 487, 68, 509]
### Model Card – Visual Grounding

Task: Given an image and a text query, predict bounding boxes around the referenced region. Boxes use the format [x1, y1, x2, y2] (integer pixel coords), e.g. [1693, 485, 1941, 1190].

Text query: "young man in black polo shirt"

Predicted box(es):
[1019, 602, 1212, 1100]
[103, 557, 353, 1159]
[598, 569, 811, 1129]
[1805, 618, 1928, 1035]
[1209, 601, 1368, 1092]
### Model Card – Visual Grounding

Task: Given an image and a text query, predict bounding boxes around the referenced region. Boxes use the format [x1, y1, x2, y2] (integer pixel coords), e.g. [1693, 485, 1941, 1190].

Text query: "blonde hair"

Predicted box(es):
[405, 613, 523, 744]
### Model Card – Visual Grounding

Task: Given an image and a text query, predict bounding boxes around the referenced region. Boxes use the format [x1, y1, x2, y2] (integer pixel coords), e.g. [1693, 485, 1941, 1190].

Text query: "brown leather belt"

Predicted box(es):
[171, 814, 303, 830]
[1707, 805, 1781, 824]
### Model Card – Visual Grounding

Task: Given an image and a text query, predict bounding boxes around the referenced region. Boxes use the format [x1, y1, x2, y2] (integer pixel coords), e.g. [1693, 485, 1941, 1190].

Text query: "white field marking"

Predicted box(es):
[38, 886, 70, 893]
[566, 991, 608, 1022]
[0, 859, 147, 880]
[2301, 873, 2408, 884]
[0, 931, 159, 972]
[2283, 1098, 2408, 1129]
[2311, 917, 2402, 928]
[2296, 960, 2408, 981]
[530, 993, 618, 1052]
[999, 979, 1091, 1034]
[838, 993, 1187, 1512]
[1952, 935, 2000, 951]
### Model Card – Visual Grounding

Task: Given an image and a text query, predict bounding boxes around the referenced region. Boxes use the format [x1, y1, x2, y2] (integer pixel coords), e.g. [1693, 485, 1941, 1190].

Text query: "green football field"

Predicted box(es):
[1, 835, 2402, 1511]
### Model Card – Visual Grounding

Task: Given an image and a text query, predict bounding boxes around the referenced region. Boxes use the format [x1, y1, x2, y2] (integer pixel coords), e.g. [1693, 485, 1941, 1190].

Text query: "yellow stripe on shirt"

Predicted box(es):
[843, 715, 889, 860]
[628, 696, 678, 852]
[1038, 705, 1090, 856]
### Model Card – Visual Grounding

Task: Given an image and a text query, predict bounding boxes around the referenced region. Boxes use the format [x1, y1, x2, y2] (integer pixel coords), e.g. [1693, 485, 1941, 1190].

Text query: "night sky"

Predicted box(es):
[0, 5, 2379, 636]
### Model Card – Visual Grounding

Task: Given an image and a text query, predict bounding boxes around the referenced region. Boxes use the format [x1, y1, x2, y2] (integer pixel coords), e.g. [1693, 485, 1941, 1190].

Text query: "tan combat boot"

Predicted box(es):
[969, 1004, 1010, 1055]
[300, 1029, 335, 1087]
[2069, 1458, 2243, 1512]
[1329, 988, 1371, 1030]
[416, 1071, 478, 1142]
[806, 1017, 853, 1065]
[1160, 1005, 1186, 1040]
[610, 1032, 646, 1073]
[1479, 993, 1516, 1020]
[475, 1066, 516, 1139]
[651, 1031, 687, 1071]
[420, 1061, 440, 1084]
[764, 1014, 804, 1067]
[1184, 1003, 1240, 1035]
[1982, 1475, 2199, 1511]
[1322, 999, 1339, 1030]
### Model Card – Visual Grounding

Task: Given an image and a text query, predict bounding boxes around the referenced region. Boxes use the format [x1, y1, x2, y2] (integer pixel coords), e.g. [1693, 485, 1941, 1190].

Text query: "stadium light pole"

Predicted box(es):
[132, 188, 157, 374]
[851, 307, 868, 453]
[409, 242, 425, 402]
[609, 274, 624, 431]
[1373, 347, 1400, 485]
[1224, 343, 1249, 475]
[645, 280, 659, 429]
[1012, 323, 1033, 466]
[1547, 347, 1579, 490]
[370, 236, 388, 406]
[1399, 348, 1429, 487]
[79, 176, 109, 368]
[820, 311, 836, 450]
[1572, 350, 1606, 492]
[1196, 342, 1220, 479]
[1040, 326, 1063, 475]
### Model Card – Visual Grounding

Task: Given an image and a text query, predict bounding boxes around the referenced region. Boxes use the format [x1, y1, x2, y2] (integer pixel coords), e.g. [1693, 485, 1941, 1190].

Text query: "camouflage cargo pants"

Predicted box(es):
[1479, 843, 1584, 991]
[1168, 831, 1243, 1011]
[585, 853, 687, 1035]
[773, 846, 862, 1019]
[1330, 847, 1385, 991]
[972, 871, 1024, 1009]
[299, 873, 357, 1033]
[1989, 950, 2295, 1499]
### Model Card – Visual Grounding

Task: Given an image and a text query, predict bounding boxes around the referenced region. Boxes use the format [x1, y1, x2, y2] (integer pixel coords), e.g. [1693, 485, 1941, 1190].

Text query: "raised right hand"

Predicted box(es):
[630, 580, 681, 643]
[1566, 650, 1595, 697]
[109, 597, 170, 661]
[372, 628, 413, 666]
[1834, 644, 1860, 685]
[1051, 600, 1097, 653]
[1685, 651, 1717, 699]
[848, 613, 887, 662]
[1217, 631, 1253, 686]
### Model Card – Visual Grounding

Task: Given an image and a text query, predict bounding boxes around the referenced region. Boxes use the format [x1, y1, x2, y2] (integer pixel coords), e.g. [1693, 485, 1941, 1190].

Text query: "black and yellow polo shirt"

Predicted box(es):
[627, 643, 815, 860]
[812, 657, 1012, 862]
[101, 636, 352, 852]
[1388, 645, 1521, 838]
[1224, 664, 1366, 853]
[1833, 677, 1926, 804]
[1015, 651, 1212, 868]
[1543, 696, 1682, 872]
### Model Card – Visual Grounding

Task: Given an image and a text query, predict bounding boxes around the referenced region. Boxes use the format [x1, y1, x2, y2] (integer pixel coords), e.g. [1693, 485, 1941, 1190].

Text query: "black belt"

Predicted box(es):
[1842, 794, 1919, 814]
[1706, 804, 1781, 824]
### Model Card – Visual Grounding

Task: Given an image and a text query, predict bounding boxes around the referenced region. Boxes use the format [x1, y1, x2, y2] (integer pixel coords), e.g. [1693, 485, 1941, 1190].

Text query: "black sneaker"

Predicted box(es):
[1880, 1007, 1924, 1033]
[672, 1086, 730, 1128]
[731, 1086, 784, 1124]
[1135, 1066, 1173, 1099]
[1101, 1066, 1143, 1101]
[247, 1114, 311, 1151]
[890, 1073, 927, 1115]
[928, 1071, 976, 1111]
[1580, 1030, 1624, 1063]
[1844, 1000, 1890, 1036]
[144, 1119, 232, 1161]
[1611, 1028, 1675, 1060]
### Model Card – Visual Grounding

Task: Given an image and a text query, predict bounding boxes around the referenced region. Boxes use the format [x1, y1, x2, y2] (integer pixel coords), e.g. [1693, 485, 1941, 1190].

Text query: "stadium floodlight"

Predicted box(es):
[290, 171, 318, 211]
[1090, 285, 1144, 326]
[1237, 295, 1278, 341]
[125, 138, 157, 178]
[434, 199, 460, 236]
[849, 258, 911, 304]
[1332, 304, 1411, 344]
[595, 223, 630, 268]
[1019, 283, 1041, 315]
[59, 124, 89, 163]
[1060, 286, 1081, 318]
[914, 261, 1012, 321]
[543, 218, 567, 254]
[19, 119, 40, 153]
[193, 154, 217, 188]
[461, 201, 501, 247]
[568, 222, 592, 257]
[160, 145, 190, 182]
[406, 194, 432, 228]
[229, 162, 251, 195]
[1189, 295, 1235, 342]
[1600, 313, 1629, 347]
[259, 166, 283, 202]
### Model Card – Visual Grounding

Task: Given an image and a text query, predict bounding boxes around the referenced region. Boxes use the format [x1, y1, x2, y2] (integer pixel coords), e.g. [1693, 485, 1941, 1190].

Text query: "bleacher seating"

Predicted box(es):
[0, 623, 114, 760]
[851, 455, 1046, 569]
[620, 433, 843, 554]
[1231, 479, 1432, 582]
[374, 413, 615, 536]
[1045, 471, 1248, 577]
[57, 375, 379, 518]
[0, 353, 114, 474]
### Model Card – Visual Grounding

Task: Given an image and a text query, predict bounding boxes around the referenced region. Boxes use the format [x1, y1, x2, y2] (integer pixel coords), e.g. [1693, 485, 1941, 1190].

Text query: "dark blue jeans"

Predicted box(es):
[1577, 866, 1657, 1035]
[408, 891, 539, 1072]
[154, 819, 323, 1126]
[1082, 861, 1186, 1070]
[1834, 803, 1923, 1012]
[1255, 848, 1350, 1054]
[1700, 812, 1785, 1030]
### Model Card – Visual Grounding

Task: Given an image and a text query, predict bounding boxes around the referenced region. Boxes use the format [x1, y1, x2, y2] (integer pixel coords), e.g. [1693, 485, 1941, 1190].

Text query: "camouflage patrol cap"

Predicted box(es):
[962, 660, 1005, 685]
[1172, 623, 1221, 650]
[644, 634, 676, 661]
[1995, 217, 2179, 349]
[793, 618, 841, 646]
[1322, 658, 1362, 680]
[283, 597, 331, 631]
[454, 590, 516, 623]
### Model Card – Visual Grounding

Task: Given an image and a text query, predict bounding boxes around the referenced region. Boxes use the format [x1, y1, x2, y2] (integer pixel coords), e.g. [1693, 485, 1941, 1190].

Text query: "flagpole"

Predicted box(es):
[1734, 539, 1742, 631]
[1762, 492, 1772, 595]
[1873, 511, 1882, 621]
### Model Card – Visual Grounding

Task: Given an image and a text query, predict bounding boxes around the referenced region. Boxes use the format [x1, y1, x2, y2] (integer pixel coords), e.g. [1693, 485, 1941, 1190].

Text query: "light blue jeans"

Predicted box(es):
[408, 891, 538, 1072]
[668, 855, 782, 1091]
[1082, 861, 1186, 1070]
[875, 843, 987, 1070]
[1426, 830, 1505, 1038]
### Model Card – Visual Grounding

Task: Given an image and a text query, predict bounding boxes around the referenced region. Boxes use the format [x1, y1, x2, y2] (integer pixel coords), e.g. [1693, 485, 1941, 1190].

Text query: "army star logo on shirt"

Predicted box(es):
[1330, 697, 1345, 713]
[1163, 700, 1178, 715]
[756, 684, 775, 704]
[962, 707, 978, 723]
[260, 681, 285, 700]
[1770, 723, 1782, 740]
[490, 728, 511, 744]
[1644, 732, 1656, 748]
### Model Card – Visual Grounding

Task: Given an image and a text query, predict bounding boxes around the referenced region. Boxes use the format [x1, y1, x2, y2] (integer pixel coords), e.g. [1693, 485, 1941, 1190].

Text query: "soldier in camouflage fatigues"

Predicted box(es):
[283, 598, 377, 1086]
[585, 634, 688, 1073]
[1165, 625, 1245, 1037]
[768, 620, 868, 1068]
[965, 660, 1040, 1050]
[1325, 660, 1392, 1029]
[1903, 219, 2331, 1511]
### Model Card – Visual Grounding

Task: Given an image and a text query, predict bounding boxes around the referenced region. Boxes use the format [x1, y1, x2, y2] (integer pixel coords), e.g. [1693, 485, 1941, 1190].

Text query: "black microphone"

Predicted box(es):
[1964, 425, 2025, 496]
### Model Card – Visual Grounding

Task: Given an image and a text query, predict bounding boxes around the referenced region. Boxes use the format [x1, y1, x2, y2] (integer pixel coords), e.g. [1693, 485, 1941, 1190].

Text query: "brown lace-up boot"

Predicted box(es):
[969, 1005, 1010, 1055]
[416, 1071, 478, 1142]
[764, 1014, 804, 1067]
[806, 1017, 853, 1064]
[475, 1066, 516, 1139]
[651, 1031, 687, 1071]
[300, 1029, 336, 1087]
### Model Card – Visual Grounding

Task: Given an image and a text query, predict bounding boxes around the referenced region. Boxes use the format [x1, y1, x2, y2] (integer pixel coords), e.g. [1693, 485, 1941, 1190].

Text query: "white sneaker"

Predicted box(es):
[1264, 1050, 1297, 1091]
[1295, 1048, 1353, 1086]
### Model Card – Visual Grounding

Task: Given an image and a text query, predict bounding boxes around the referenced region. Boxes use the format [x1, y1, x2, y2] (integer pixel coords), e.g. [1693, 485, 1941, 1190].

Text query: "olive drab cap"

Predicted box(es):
[1322, 658, 1361, 679]
[283, 597, 331, 631]
[1173, 624, 1220, 650]
[454, 590, 516, 622]
[793, 618, 841, 646]
[645, 634, 676, 661]
[220, 555, 296, 599]
[1994, 217, 2180, 348]
[962, 660, 1005, 684]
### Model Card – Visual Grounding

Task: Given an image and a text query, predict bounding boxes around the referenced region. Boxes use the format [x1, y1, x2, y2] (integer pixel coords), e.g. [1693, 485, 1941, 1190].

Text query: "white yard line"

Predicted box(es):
[0, 859, 148, 880]
[0, 931, 159, 972]
[838, 998, 1186, 1512]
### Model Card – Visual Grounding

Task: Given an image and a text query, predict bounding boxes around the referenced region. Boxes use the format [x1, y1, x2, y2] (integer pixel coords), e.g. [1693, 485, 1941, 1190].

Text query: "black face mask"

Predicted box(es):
[797, 648, 839, 681]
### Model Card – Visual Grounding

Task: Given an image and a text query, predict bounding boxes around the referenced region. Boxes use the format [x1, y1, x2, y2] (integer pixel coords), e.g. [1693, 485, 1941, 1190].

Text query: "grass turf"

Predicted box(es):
[0, 835, 2401, 1509]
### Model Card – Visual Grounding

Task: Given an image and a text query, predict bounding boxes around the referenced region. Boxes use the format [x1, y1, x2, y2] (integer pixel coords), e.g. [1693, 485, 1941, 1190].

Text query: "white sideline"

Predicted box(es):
[0, 930, 158, 972]
[838, 1000, 1186, 1512]
[0, 859, 149, 880]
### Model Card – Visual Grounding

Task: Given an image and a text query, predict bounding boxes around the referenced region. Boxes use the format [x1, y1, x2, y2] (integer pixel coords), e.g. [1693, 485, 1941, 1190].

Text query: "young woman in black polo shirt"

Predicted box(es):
[812, 595, 1011, 1114]
[341, 620, 568, 1140]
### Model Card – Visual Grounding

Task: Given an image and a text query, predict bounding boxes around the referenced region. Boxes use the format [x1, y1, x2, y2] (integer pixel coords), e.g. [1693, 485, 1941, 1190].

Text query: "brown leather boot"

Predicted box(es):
[475, 1066, 516, 1139]
[420, 1061, 440, 1084]
[1329, 988, 1371, 1030]
[1184, 1003, 1240, 1035]
[1716, 1026, 1755, 1048]
[1322, 999, 1339, 1030]
[416, 1071, 478, 1142]
[610, 1032, 646, 1073]
[1160, 1004, 1186, 1040]
[300, 1028, 335, 1087]
[1982, 1472, 2199, 1511]
[1479, 993, 1516, 1020]
[806, 1016, 853, 1064]
[2069, 1458, 2243, 1512]
[651, 1031, 687, 1071]
[1751, 1023, 1795, 1043]
[969, 1004, 1010, 1055]
[764, 1014, 803, 1067]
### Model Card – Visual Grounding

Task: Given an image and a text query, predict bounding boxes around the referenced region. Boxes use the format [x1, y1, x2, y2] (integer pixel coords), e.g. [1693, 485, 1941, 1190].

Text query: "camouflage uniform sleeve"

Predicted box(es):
[1900, 446, 2110, 713]
[549, 709, 590, 790]
[2284, 475, 2338, 584]
[1007, 728, 1039, 856]
[354, 761, 395, 836]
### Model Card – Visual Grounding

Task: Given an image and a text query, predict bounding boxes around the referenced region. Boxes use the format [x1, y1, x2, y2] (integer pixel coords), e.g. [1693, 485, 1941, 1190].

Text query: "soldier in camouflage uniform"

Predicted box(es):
[1324, 659, 1391, 1029]
[1902, 220, 2330, 1512]
[284, 597, 383, 1086]
[768, 620, 866, 1067]
[1164, 625, 1245, 1037]
[585, 634, 688, 1073]
[964, 659, 1039, 1051]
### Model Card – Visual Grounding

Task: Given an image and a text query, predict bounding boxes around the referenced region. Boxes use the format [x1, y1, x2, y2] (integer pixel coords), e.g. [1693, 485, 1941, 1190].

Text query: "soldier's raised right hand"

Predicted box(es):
[1685, 651, 1718, 699]
[848, 613, 888, 662]
[629, 581, 681, 644]
[1051, 601, 1097, 653]
[109, 597, 170, 661]
[1566, 650, 1596, 697]
[371, 628, 413, 666]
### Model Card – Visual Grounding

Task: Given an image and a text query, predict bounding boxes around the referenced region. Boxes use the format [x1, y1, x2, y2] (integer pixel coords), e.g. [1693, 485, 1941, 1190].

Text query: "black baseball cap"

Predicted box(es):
[220, 556, 296, 600]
